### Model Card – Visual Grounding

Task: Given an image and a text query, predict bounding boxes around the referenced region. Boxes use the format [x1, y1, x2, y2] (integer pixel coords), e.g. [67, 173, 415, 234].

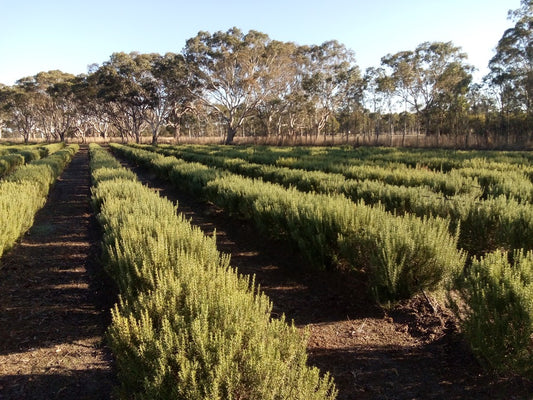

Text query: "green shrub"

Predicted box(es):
[0, 154, 25, 178]
[18, 149, 42, 163]
[0, 144, 78, 261]
[149, 144, 533, 256]
[208, 175, 465, 302]
[0, 181, 44, 258]
[116, 144, 465, 302]
[90, 144, 337, 400]
[7, 145, 79, 194]
[40, 142, 66, 155]
[454, 250, 533, 379]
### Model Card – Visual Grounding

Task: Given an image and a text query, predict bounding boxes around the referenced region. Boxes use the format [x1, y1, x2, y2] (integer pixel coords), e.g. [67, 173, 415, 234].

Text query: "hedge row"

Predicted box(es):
[139, 145, 533, 256]
[0, 144, 78, 261]
[148, 144, 481, 197]
[0, 153, 25, 178]
[168, 144, 533, 171]
[156, 143, 533, 202]
[90, 144, 336, 400]
[112, 143, 465, 302]
[117, 144, 533, 380]
[0, 143, 68, 178]
[453, 249, 533, 379]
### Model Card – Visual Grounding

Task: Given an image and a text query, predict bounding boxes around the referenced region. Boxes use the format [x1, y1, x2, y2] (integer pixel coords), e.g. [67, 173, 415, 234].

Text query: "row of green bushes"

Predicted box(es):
[135, 144, 533, 256]
[112, 143, 465, 302]
[0, 142, 66, 159]
[153, 143, 533, 171]
[0, 154, 26, 178]
[118, 144, 533, 379]
[0, 144, 78, 261]
[151, 144, 481, 197]
[454, 250, 533, 379]
[0, 143, 61, 177]
[90, 144, 336, 399]
[155, 144, 533, 201]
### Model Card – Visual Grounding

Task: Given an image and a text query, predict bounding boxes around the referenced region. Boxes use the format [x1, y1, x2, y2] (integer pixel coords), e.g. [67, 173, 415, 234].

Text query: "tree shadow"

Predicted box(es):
[0, 369, 115, 400]
[308, 342, 533, 400]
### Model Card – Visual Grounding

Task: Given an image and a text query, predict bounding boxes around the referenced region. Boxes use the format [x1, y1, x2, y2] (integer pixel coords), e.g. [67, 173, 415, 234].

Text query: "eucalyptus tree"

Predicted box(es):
[0, 84, 8, 138]
[146, 52, 195, 144]
[433, 60, 472, 138]
[94, 52, 155, 143]
[465, 82, 498, 144]
[300, 40, 362, 139]
[5, 71, 77, 142]
[1, 78, 43, 142]
[35, 70, 78, 141]
[363, 67, 389, 137]
[282, 90, 312, 139]
[184, 28, 296, 144]
[266, 43, 316, 140]
[69, 72, 108, 141]
[381, 41, 472, 138]
[254, 41, 307, 139]
[376, 70, 397, 137]
[487, 0, 532, 135]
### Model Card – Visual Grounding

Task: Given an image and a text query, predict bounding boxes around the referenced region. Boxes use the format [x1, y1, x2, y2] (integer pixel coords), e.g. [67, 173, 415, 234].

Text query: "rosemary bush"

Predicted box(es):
[148, 144, 533, 256]
[454, 250, 533, 379]
[0, 144, 78, 261]
[90, 144, 337, 400]
[115, 144, 465, 302]
[0, 154, 25, 178]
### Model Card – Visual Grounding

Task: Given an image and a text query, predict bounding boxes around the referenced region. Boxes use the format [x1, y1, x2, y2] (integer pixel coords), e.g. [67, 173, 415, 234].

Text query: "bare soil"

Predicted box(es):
[0, 146, 531, 400]
[0, 146, 116, 400]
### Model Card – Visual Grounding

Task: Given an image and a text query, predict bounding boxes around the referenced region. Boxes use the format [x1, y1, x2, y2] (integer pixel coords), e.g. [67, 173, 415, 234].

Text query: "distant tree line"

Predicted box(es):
[0, 0, 531, 146]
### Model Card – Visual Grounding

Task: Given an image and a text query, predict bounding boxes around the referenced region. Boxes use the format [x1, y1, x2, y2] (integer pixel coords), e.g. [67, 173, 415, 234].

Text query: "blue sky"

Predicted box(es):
[0, 0, 518, 85]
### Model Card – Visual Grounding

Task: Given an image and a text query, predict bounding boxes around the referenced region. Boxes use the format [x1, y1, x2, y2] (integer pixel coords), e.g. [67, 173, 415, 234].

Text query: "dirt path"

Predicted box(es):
[0, 146, 115, 400]
[123, 159, 532, 400]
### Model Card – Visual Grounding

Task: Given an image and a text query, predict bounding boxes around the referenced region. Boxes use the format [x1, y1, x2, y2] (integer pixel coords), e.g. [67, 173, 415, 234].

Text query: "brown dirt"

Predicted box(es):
[0, 146, 116, 400]
[122, 158, 532, 400]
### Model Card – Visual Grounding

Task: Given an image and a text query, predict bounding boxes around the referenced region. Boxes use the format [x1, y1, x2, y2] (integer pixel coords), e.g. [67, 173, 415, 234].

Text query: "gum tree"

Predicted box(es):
[1, 79, 43, 143]
[146, 52, 195, 144]
[35, 70, 77, 142]
[93, 52, 154, 143]
[487, 0, 532, 137]
[0, 84, 8, 138]
[184, 28, 294, 144]
[300, 40, 362, 139]
[381, 42, 473, 139]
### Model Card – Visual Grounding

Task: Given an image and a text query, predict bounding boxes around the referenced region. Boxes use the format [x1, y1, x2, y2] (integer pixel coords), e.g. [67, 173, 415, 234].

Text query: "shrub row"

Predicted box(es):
[121, 144, 533, 380]
[0, 144, 78, 261]
[90, 144, 336, 400]
[168, 143, 533, 171]
[453, 249, 533, 379]
[113, 143, 465, 302]
[0, 145, 44, 178]
[40, 142, 66, 155]
[159, 144, 533, 202]
[135, 145, 533, 256]
[0, 153, 25, 178]
[0, 143, 67, 178]
[150, 144, 481, 197]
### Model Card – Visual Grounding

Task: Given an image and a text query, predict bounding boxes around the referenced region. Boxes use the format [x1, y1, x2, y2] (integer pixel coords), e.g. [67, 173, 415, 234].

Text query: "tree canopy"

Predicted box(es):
[0, 5, 531, 146]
